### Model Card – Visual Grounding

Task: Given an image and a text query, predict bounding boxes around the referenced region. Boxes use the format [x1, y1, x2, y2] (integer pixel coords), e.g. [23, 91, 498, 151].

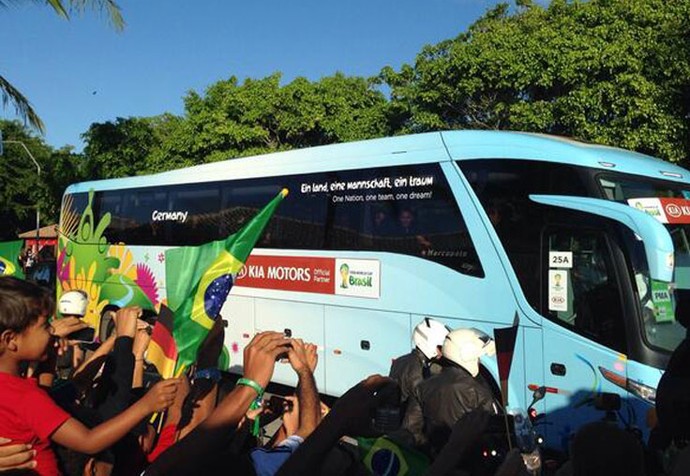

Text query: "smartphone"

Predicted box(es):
[67, 327, 96, 343]
[140, 309, 159, 325]
[275, 342, 293, 362]
[265, 395, 294, 415]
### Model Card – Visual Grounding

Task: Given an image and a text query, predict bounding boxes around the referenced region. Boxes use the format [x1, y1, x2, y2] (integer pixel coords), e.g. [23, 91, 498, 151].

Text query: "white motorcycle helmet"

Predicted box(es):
[58, 290, 88, 317]
[413, 318, 451, 360]
[442, 328, 496, 377]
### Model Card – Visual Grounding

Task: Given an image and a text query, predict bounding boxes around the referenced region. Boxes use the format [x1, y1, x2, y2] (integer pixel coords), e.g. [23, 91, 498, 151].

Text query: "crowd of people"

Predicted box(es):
[0, 276, 689, 476]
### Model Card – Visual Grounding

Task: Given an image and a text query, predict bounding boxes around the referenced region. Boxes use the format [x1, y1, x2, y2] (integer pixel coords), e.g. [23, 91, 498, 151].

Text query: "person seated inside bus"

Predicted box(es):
[371, 207, 395, 236]
[394, 207, 432, 253]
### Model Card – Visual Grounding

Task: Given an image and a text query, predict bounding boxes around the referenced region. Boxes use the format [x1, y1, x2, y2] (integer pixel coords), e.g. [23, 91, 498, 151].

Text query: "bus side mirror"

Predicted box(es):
[531, 195, 674, 282]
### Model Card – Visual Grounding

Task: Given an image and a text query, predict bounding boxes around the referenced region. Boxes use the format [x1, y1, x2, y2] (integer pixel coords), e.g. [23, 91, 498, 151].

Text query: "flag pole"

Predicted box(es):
[502, 394, 513, 451]
[493, 312, 520, 453]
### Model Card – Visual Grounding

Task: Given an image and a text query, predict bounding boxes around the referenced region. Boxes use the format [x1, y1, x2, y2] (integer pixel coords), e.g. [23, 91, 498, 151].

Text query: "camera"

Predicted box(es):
[67, 327, 96, 344]
[264, 395, 294, 415]
[275, 343, 293, 362]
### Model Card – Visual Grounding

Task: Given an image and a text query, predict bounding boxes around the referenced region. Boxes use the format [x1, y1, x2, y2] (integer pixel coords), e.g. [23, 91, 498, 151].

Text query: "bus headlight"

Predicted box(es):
[627, 379, 656, 405]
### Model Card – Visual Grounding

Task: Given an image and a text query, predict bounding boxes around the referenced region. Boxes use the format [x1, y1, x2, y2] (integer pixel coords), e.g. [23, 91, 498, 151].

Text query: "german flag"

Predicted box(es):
[163, 189, 287, 375]
[493, 312, 520, 407]
[147, 305, 177, 378]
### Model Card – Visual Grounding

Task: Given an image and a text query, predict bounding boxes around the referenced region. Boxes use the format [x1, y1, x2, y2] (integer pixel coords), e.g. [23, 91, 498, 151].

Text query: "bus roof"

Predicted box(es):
[66, 130, 690, 193]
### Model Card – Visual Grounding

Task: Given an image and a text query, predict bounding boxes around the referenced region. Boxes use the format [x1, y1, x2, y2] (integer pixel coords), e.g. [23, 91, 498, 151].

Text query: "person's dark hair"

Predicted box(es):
[0, 276, 55, 334]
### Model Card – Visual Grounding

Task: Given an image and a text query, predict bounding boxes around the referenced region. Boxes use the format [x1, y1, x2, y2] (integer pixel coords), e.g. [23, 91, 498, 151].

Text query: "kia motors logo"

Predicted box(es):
[665, 203, 683, 218]
[236, 265, 248, 280]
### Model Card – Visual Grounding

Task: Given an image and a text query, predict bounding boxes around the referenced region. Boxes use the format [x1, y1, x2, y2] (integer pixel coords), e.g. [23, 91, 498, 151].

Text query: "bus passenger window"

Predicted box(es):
[545, 230, 628, 354]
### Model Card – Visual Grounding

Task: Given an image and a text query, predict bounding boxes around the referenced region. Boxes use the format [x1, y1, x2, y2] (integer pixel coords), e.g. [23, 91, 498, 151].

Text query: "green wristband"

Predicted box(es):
[237, 377, 264, 397]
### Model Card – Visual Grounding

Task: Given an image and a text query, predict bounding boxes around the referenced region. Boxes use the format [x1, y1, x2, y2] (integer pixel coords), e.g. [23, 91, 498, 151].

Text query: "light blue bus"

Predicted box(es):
[60, 131, 690, 451]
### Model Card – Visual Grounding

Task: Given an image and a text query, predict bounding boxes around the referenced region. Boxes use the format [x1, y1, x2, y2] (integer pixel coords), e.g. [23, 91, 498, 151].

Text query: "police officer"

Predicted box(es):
[389, 318, 450, 410]
[400, 327, 498, 455]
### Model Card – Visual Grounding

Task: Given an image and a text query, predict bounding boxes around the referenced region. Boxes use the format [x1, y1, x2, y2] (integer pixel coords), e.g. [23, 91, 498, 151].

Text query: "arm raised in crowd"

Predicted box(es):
[144, 331, 291, 476]
[204, 332, 291, 428]
[132, 320, 152, 388]
[72, 333, 116, 378]
[93, 307, 140, 419]
[288, 339, 320, 439]
[51, 378, 178, 455]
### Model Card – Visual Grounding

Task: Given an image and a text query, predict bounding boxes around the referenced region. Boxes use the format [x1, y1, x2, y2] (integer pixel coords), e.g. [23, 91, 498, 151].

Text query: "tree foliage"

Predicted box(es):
[83, 73, 392, 176]
[382, 0, 690, 162]
[0, 120, 87, 240]
[81, 116, 163, 178]
[174, 72, 391, 163]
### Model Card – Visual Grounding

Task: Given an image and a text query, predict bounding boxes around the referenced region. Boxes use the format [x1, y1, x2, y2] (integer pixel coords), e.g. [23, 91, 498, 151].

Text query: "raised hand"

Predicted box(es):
[287, 339, 314, 374]
[50, 316, 88, 339]
[281, 395, 300, 436]
[133, 321, 152, 360]
[141, 379, 179, 413]
[305, 343, 318, 373]
[242, 331, 291, 389]
[115, 306, 142, 338]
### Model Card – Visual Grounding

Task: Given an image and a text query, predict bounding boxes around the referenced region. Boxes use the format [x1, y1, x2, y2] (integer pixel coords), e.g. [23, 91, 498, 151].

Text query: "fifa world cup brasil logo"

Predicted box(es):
[340, 263, 350, 288]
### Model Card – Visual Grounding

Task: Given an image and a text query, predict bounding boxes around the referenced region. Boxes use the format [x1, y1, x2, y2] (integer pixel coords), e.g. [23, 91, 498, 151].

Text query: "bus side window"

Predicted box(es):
[544, 228, 628, 354]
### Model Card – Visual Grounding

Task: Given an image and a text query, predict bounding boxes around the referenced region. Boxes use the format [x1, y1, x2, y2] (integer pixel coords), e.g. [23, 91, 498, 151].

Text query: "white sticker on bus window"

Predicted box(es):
[549, 251, 573, 269]
[651, 280, 674, 323]
[548, 270, 569, 312]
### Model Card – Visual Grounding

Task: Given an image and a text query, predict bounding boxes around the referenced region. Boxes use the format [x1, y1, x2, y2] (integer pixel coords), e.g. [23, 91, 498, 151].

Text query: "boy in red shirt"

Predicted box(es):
[0, 277, 178, 476]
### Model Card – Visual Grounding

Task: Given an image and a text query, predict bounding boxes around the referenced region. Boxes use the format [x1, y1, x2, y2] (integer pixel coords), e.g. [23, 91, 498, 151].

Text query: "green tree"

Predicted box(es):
[0, 120, 88, 239]
[0, 0, 124, 133]
[42, 145, 90, 220]
[81, 116, 163, 179]
[383, 0, 690, 162]
[0, 120, 53, 239]
[167, 72, 391, 164]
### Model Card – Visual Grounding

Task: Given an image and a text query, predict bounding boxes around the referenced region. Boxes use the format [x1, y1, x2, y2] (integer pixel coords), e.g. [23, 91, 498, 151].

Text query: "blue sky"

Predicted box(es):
[1, 0, 499, 150]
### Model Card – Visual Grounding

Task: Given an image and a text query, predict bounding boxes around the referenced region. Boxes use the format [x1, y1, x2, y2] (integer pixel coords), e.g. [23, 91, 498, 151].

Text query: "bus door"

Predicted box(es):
[531, 194, 674, 450]
[539, 223, 632, 448]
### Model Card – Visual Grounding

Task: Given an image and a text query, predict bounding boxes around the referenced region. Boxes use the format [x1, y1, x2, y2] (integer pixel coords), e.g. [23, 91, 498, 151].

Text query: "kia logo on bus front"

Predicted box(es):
[665, 203, 683, 218]
[151, 210, 189, 222]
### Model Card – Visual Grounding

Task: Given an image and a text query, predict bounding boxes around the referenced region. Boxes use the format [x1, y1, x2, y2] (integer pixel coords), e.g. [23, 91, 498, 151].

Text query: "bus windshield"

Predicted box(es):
[599, 175, 690, 353]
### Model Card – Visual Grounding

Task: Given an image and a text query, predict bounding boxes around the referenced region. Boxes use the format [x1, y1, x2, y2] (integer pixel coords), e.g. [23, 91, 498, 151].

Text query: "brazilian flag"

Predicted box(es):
[0, 240, 25, 279]
[357, 436, 429, 476]
[161, 189, 287, 376]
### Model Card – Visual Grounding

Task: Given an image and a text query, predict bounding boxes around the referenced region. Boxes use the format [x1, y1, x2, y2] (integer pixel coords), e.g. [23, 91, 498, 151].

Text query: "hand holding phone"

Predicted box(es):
[67, 327, 96, 344]
[51, 317, 88, 339]
[265, 395, 294, 415]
